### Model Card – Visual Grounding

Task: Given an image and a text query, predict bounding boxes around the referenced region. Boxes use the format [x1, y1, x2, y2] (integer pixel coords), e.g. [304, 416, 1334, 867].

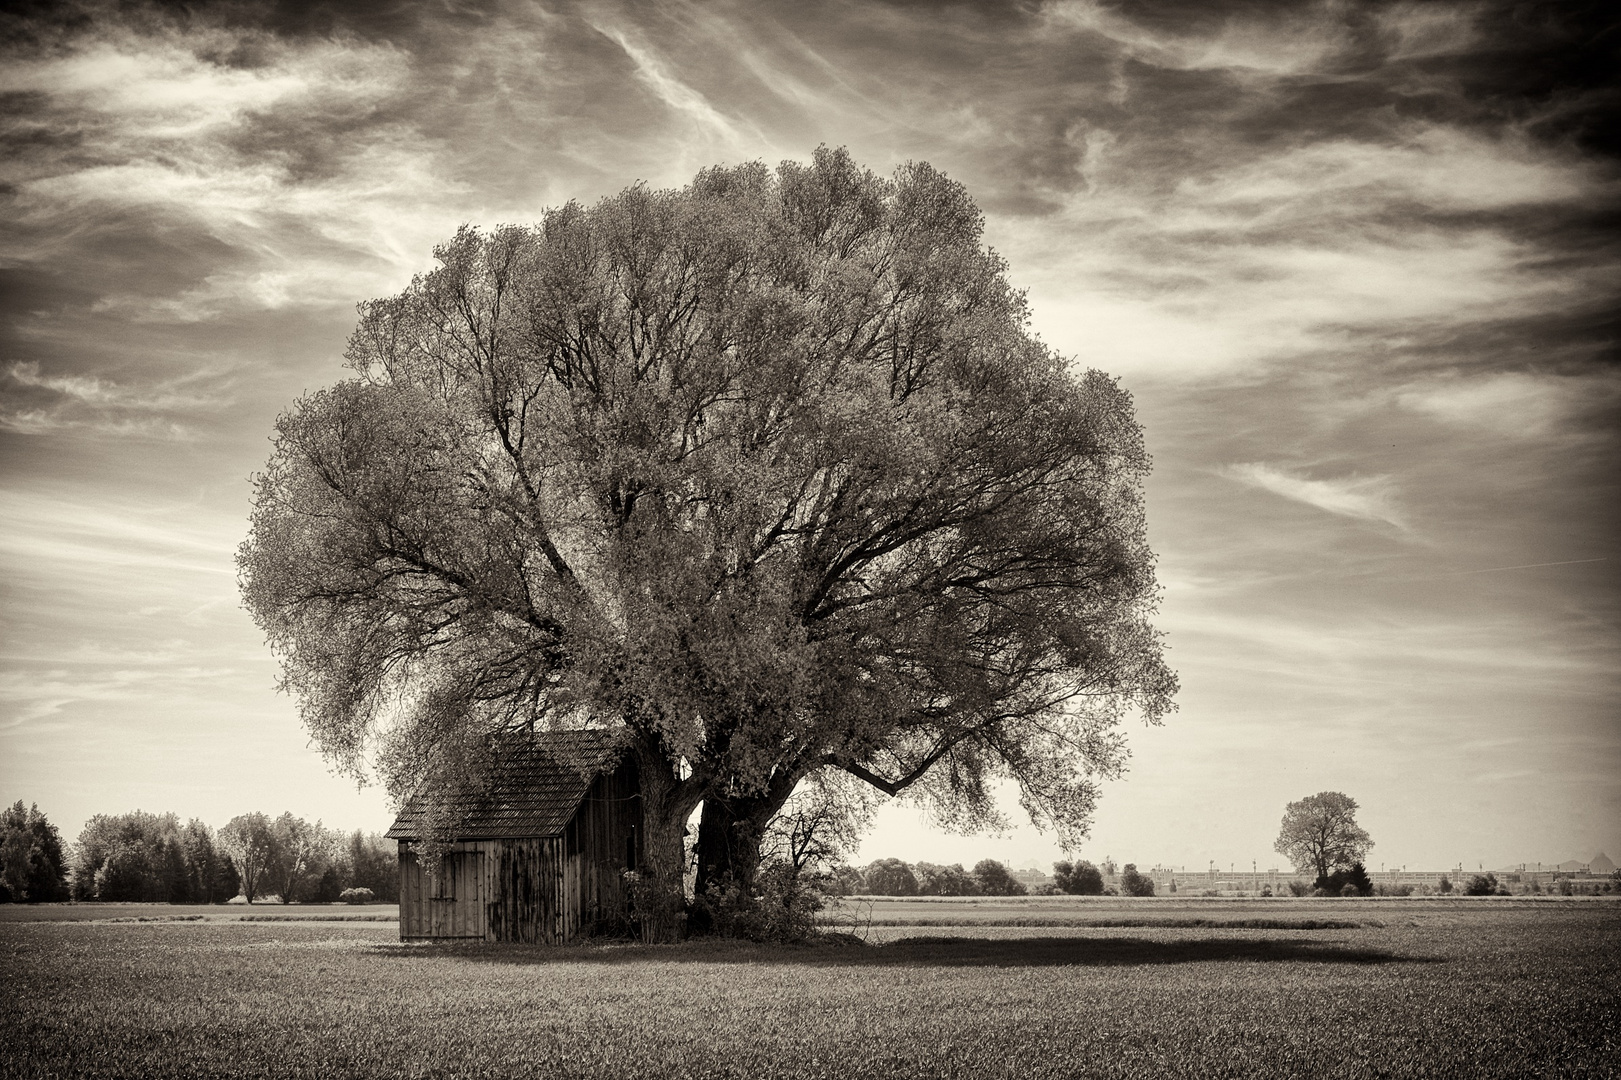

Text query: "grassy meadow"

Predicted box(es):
[2, 898, 1616, 1078]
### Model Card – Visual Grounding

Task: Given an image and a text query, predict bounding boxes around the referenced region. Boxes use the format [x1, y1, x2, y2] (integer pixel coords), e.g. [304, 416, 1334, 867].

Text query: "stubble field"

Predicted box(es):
[2, 898, 1616, 1079]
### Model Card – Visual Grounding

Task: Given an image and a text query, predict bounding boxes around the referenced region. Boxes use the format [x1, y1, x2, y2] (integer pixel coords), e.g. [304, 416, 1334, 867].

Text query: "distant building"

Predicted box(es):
[1013, 868, 1051, 889]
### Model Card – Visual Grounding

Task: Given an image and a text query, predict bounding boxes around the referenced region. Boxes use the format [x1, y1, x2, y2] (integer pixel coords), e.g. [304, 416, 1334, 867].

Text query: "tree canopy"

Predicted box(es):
[239, 147, 1175, 936]
[0, 801, 68, 903]
[1273, 791, 1373, 885]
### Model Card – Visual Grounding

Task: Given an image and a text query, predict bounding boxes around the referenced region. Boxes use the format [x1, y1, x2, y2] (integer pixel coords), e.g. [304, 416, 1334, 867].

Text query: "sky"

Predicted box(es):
[2, 0, 1617, 877]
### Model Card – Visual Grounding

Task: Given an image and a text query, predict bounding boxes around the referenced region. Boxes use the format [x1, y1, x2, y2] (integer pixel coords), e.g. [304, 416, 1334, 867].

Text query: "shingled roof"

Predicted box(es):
[385, 728, 626, 841]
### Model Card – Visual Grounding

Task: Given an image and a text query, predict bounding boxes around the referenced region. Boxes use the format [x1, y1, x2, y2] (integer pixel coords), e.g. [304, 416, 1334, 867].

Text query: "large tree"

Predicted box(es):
[239, 148, 1175, 939]
[1274, 792, 1373, 885]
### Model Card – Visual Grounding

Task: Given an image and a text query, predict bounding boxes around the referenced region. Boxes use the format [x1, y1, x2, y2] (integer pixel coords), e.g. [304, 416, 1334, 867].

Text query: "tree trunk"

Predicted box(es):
[693, 794, 768, 899]
[690, 769, 804, 931]
[633, 746, 701, 944]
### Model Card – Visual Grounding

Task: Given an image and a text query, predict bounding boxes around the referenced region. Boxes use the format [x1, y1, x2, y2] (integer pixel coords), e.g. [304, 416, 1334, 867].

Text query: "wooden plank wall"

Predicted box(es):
[486, 838, 564, 944]
[563, 762, 641, 940]
[398, 843, 489, 940]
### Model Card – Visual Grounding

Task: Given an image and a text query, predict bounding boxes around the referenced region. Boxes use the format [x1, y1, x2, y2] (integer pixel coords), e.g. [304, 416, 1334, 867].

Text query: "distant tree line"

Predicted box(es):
[0, 802, 397, 904]
[819, 858, 1030, 897]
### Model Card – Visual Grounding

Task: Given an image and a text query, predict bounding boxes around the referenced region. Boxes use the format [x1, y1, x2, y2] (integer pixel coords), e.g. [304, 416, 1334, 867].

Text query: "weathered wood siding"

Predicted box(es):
[396, 761, 640, 943]
[398, 843, 489, 940]
[563, 761, 641, 938]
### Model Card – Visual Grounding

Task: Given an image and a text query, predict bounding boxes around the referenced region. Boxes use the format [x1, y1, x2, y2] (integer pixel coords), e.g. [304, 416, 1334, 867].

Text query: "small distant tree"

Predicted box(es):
[819, 864, 866, 896]
[972, 859, 1027, 896]
[345, 831, 398, 903]
[1052, 859, 1104, 896]
[915, 862, 981, 896]
[179, 819, 238, 904]
[218, 813, 278, 903]
[1464, 872, 1500, 896]
[1437, 874, 1453, 894]
[266, 814, 338, 903]
[1274, 792, 1373, 887]
[0, 802, 68, 903]
[863, 858, 920, 896]
[1120, 863, 1155, 897]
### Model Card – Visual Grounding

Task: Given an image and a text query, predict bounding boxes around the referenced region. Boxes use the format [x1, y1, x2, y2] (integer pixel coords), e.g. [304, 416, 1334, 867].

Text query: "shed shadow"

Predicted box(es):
[378, 934, 1431, 969]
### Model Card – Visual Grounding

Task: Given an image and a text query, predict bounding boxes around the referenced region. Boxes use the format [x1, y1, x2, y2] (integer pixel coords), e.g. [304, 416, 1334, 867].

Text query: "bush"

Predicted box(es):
[1052, 860, 1104, 896]
[1260, 885, 1272, 897]
[1374, 883, 1414, 897]
[1437, 875, 1453, 894]
[1464, 873, 1499, 896]
[690, 863, 823, 943]
[1315, 862, 1372, 897]
[339, 887, 375, 905]
[1287, 881, 1311, 897]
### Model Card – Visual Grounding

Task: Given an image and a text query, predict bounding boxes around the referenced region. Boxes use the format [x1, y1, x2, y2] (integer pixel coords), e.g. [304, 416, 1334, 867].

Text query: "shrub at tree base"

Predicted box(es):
[339, 887, 375, 905]
[688, 862, 823, 943]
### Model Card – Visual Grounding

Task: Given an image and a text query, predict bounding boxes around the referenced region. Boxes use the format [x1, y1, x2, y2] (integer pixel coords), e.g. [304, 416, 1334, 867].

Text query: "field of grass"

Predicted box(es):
[0, 902, 400, 924]
[3, 899, 1616, 1078]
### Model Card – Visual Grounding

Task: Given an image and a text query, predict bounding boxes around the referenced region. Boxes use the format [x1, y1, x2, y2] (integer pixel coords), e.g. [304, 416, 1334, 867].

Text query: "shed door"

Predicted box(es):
[428, 850, 487, 939]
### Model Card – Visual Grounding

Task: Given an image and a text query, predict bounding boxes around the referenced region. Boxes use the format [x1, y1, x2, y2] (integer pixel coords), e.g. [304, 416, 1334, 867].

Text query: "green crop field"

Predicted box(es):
[2, 899, 1616, 1078]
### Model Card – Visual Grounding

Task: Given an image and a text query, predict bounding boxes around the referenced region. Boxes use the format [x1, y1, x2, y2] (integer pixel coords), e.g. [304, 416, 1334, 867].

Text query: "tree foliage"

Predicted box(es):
[972, 859, 1027, 896]
[1051, 858, 1104, 895]
[758, 769, 876, 878]
[69, 812, 237, 903]
[238, 148, 1175, 934]
[1119, 862, 1155, 897]
[218, 813, 277, 903]
[1273, 792, 1373, 884]
[0, 801, 68, 903]
[863, 858, 920, 896]
[915, 861, 981, 896]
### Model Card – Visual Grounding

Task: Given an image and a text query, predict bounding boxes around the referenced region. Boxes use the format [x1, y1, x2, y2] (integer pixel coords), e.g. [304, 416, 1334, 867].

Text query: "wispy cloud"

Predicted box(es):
[1222, 463, 1407, 530]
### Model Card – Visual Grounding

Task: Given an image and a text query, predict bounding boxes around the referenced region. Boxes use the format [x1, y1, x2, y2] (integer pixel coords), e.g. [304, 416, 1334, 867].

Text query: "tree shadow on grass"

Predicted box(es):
[379, 934, 1432, 969]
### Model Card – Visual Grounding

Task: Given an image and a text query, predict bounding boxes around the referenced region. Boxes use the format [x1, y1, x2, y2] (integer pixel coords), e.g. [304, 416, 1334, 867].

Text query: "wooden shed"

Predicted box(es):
[385, 729, 640, 943]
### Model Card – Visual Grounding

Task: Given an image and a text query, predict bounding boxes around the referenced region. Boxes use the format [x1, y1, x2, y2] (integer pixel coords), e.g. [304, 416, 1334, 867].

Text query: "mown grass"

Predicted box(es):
[2, 901, 1616, 1079]
[0, 903, 399, 924]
